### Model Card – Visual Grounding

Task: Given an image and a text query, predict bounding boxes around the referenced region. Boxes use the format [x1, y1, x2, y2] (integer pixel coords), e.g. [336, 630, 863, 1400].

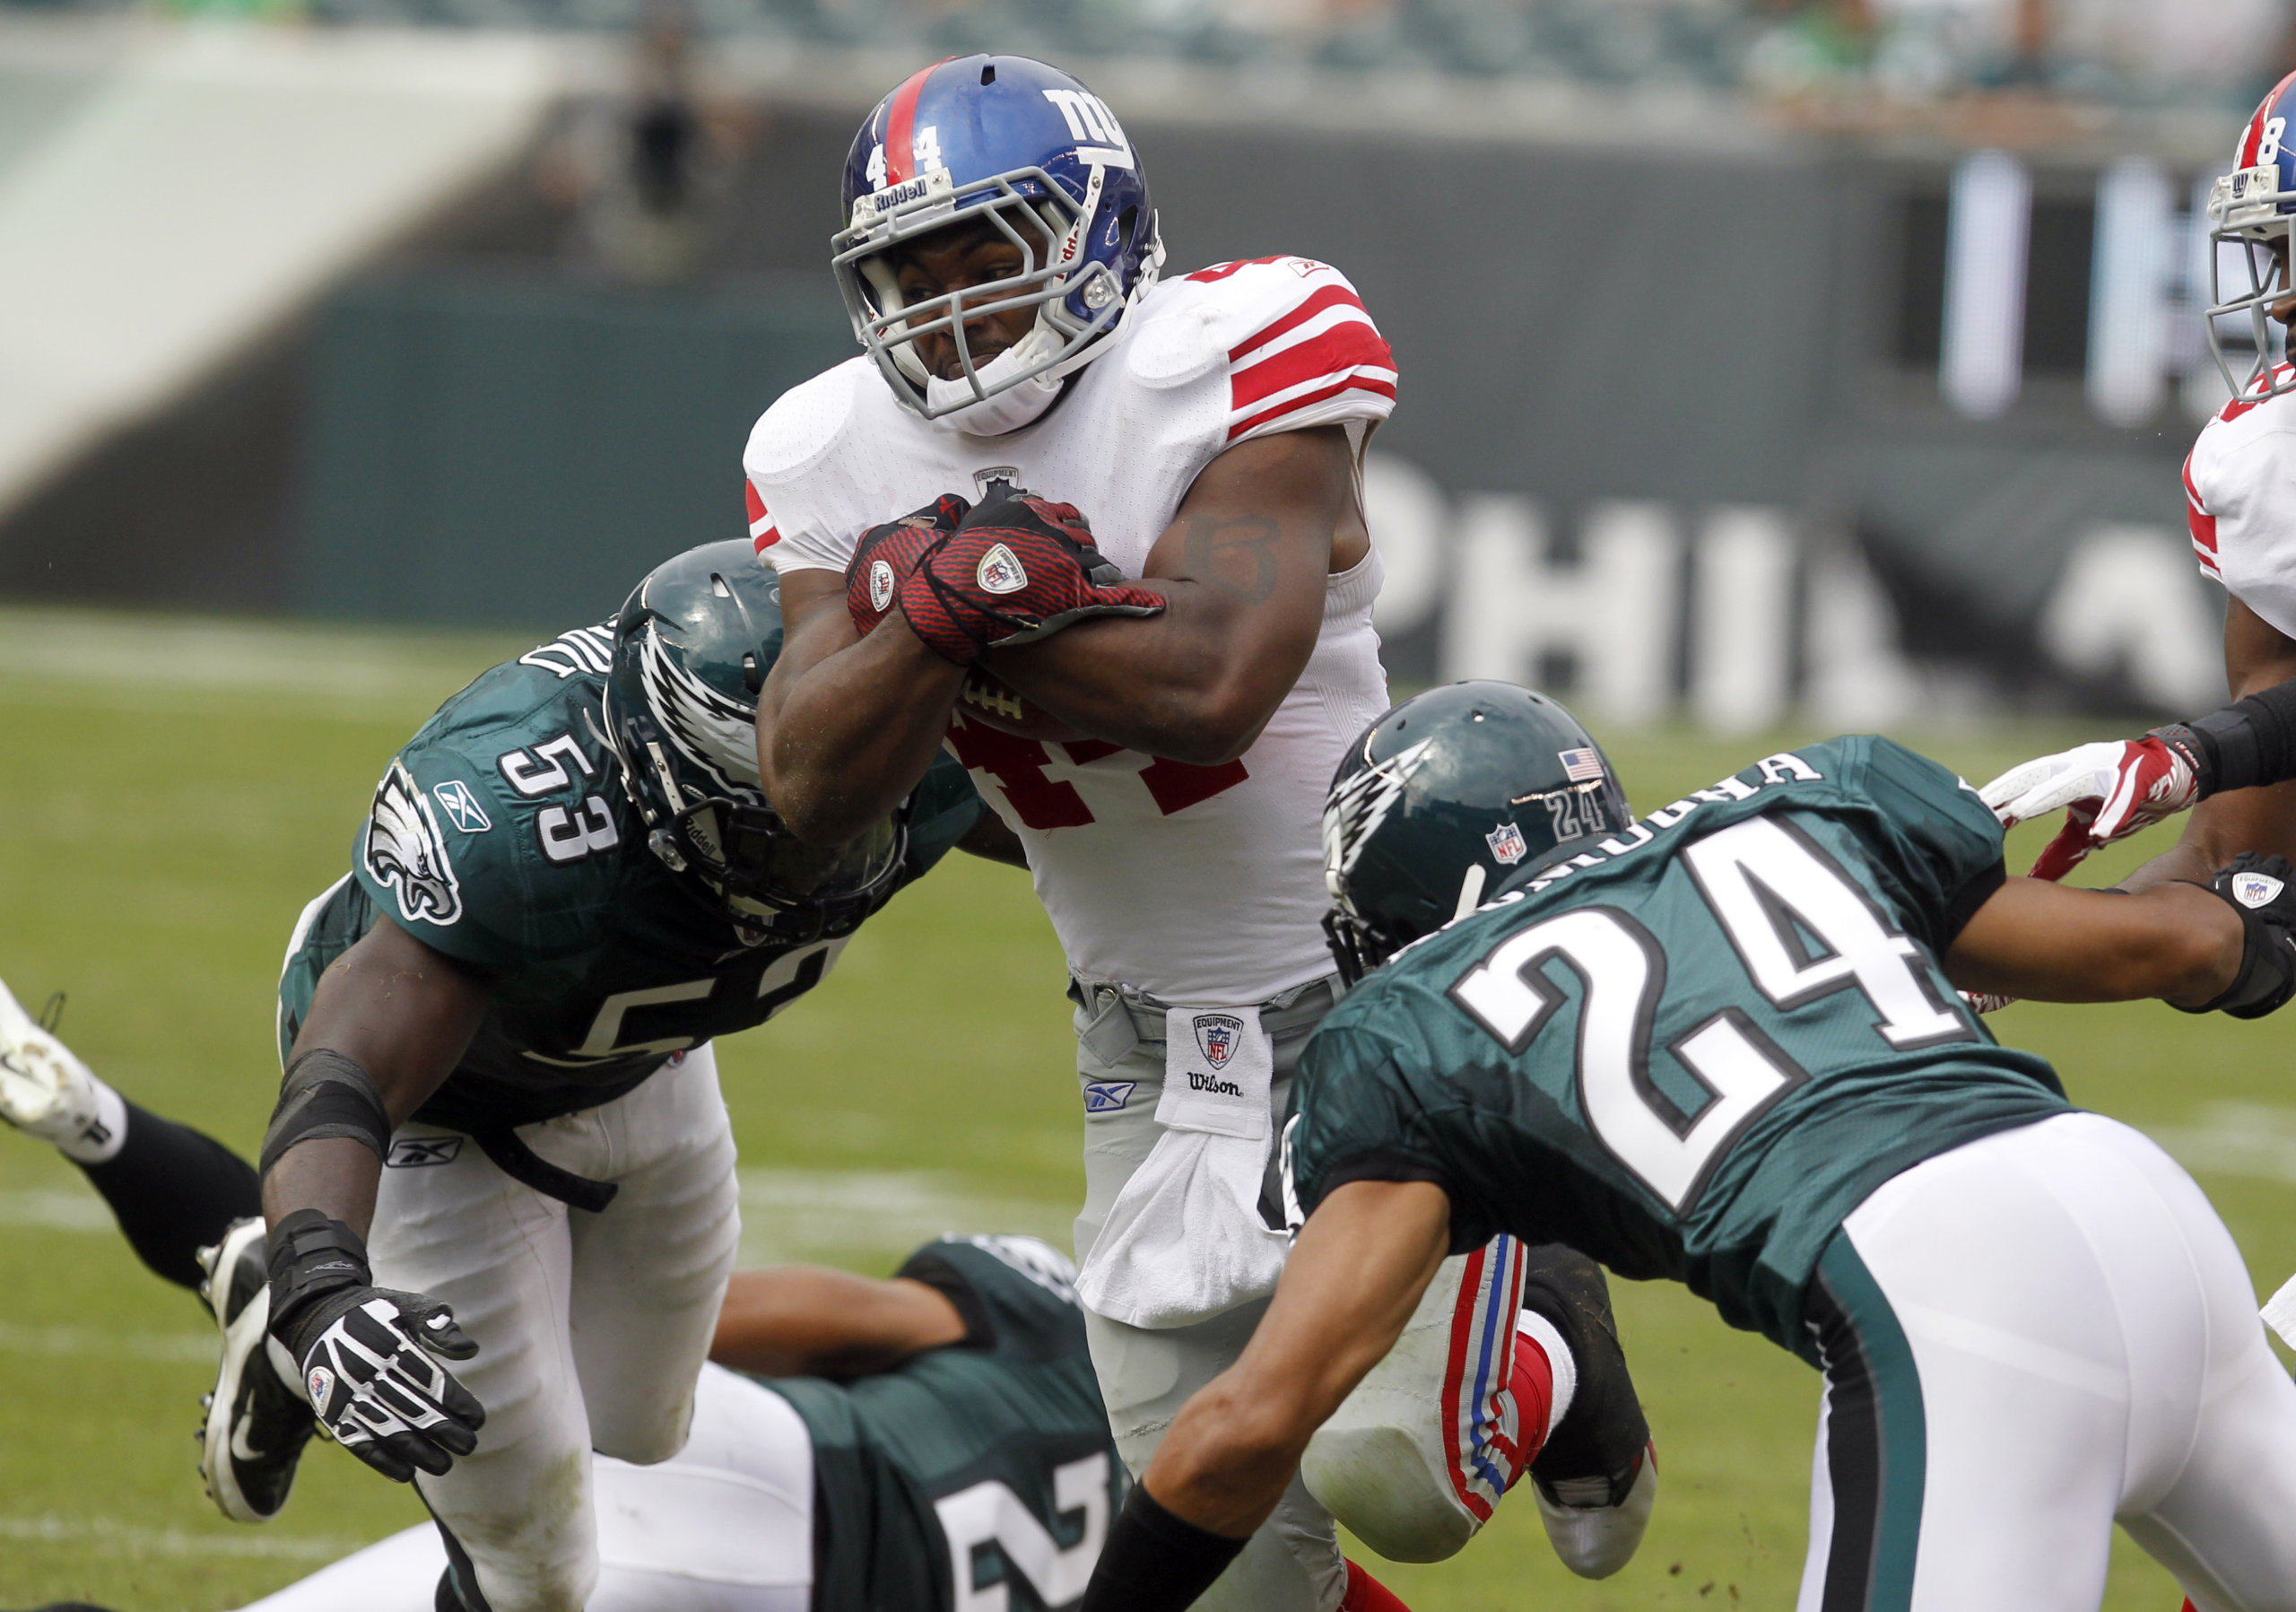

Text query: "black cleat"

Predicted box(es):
[196, 1217, 315, 1523]
[1518, 1242, 1657, 1580]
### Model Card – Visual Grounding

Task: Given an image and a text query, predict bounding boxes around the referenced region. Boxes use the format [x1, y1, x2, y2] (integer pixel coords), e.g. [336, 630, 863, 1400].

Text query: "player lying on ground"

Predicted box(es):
[0, 539, 1022, 1612]
[1079, 683, 2296, 1612]
[0, 1053, 1116, 1612]
[0, 1004, 1437, 1612]
[745, 53, 1647, 1608]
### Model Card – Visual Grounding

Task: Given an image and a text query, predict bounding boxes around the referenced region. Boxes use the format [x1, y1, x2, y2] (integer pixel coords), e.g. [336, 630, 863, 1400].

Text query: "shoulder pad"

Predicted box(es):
[1127, 257, 1363, 387]
[744, 359, 868, 485]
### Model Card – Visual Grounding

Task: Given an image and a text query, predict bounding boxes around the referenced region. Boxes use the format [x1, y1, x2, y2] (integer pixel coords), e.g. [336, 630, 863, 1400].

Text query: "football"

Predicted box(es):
[958, 667, 1085, 743]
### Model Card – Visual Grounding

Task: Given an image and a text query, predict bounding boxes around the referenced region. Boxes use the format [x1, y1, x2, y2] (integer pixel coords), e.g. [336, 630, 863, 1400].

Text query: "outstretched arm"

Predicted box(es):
[2125, 599, 2296, 890]
[1079, 1181, 1448, 1612]
[709, 1266, 969, 1378]
[1944, 876, 2243, 1006]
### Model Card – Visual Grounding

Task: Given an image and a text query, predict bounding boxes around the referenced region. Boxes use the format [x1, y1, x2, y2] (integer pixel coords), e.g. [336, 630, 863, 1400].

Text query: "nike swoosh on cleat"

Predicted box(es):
[230, 1416, 268, 1464]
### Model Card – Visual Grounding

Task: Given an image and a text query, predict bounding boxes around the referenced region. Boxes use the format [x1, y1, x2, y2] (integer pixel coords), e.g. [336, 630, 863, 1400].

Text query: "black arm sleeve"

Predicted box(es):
[1079, 1486, 1250, 1612]
[2160, 674, 2296, 797]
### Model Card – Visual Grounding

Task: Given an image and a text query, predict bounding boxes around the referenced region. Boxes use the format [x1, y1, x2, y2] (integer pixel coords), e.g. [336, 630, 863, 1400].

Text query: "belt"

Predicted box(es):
[1069, 973, 1344, 1067]
[472, 1127, 619, 1213]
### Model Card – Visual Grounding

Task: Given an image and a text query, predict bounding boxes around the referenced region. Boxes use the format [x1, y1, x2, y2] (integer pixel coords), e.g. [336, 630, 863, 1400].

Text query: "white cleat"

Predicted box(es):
[0, 976, 111, 1154]
[1534, 1439, 1657, 1580]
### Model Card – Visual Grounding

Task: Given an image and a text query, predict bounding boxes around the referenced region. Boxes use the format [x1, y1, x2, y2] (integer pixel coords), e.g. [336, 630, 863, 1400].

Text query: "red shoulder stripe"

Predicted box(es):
[1226, 372, 1398, 443]
[745, 481, 778, 550]
[1229, 284, 1371, 363]
[2184, 453, 2220, 577]
[1231, 321, 1395, 414]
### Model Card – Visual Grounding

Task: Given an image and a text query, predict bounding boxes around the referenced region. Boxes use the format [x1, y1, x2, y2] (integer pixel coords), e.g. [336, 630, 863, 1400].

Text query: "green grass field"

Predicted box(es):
[2, 604, 2291, 1610]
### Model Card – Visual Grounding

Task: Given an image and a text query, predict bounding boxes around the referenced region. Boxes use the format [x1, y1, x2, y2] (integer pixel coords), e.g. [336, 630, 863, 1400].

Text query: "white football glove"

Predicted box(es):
[1978, 736, 2199, 882]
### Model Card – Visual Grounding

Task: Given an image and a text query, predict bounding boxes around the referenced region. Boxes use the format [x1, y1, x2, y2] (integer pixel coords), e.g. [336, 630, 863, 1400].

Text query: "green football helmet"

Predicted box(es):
[1322, 681, 1630, 985]
[604, 540, 907, 942]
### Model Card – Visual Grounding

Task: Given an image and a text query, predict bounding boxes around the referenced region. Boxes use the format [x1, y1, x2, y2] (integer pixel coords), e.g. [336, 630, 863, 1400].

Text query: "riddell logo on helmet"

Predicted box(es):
[977, 545, 1029, 595]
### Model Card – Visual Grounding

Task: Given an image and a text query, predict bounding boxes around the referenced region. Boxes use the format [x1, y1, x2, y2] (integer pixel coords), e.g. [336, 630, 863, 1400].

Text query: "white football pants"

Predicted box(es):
[369, 1047, 742, 1612]
[1800, 1111, 2296, 1611]
[239, 1364, 812, 1612]
[1073, 980, 1534, 1612]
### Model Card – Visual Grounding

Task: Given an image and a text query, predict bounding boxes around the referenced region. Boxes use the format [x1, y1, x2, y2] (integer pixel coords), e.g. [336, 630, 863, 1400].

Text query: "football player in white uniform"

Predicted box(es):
[1984, 71, 2296, 886]
[746, 54, 1654, 1612]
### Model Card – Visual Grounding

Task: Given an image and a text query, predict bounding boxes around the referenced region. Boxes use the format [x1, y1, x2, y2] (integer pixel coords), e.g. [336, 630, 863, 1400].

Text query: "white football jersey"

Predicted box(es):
[745, 256, 1398, 1003]
[2184, 363, 2296, 637]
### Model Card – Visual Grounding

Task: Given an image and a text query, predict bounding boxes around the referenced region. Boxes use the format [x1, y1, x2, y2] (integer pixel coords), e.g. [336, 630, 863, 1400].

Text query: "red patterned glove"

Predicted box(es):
[1978, 735, 2201, 882]
[896, 493, 1165, 667]
[845, 494, 972, 638]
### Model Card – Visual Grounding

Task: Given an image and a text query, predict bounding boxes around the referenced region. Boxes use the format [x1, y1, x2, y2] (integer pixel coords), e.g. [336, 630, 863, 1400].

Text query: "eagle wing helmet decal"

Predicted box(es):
[1321, 736, 1433, 904]
[365, 761, 465, 926]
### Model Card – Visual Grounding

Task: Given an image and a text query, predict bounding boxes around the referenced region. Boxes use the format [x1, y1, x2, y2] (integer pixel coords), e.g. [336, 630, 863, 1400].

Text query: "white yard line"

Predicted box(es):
[0, 1320, 213, 1362]
[0, 606, 523, 716]
[2146, 1101, 2296, 1186]
[0, 1512, 358, 1561]
[736, 1167, 1074, 1267]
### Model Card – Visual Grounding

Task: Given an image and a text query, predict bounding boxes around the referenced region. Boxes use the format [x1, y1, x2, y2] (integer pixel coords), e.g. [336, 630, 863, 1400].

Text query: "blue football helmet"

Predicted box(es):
[831, 54, 1163, 429]
[2206, 68, 2296, 399]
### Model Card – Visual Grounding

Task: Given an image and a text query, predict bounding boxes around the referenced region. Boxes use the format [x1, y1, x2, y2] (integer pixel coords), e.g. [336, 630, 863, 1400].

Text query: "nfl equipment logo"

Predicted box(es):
[2234, 870, 2286, 908]
[1194, 1013, 1243, 1069]
[1558, 748, 1605, 784]
[307, 1366, 335, 1408]
[1486, 821, 1527, 864]
[869, 559, 896, 614]
[976, 544, 1029, 596]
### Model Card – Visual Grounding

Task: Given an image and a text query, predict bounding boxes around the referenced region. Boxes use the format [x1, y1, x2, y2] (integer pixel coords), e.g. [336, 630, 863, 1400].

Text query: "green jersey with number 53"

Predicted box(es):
[1288, 736, 2071, 1359]
[277, 625, 984, 1134]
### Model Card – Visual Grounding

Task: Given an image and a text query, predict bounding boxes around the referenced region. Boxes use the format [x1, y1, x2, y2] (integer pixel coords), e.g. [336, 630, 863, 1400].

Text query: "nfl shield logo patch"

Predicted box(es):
[1486, 821, 1528, 864]
[2234, 870, 2286, 909]
[1194, 1013, 1243, 1069]
[868, 559, 896, 614]
[976, 544, 1029, 596]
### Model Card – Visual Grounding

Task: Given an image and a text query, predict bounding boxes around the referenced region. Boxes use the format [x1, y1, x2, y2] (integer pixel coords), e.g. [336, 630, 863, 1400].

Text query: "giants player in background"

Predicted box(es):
[745, 56, 1654, 1611]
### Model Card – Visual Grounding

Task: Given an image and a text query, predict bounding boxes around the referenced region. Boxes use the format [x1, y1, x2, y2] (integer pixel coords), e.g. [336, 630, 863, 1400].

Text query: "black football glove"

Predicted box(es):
[2184, 853, 2296, 1020]
[266, 1210, 483, 1483]
[844, 493, 972, 639]
[897, 492, 1164, 666]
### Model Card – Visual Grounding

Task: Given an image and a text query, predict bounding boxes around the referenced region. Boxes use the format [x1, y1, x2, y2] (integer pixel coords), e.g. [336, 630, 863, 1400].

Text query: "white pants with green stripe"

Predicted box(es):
[1801, 1111, 2296, 1612]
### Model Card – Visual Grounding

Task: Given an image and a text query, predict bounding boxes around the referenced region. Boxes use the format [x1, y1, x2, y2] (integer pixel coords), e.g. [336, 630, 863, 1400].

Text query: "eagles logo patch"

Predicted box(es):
[364, 762, 465, 926]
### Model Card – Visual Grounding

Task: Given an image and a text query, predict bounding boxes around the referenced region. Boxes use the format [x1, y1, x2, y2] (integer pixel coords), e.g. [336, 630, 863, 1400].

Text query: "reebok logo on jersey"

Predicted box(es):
[430, 780, 491, 835]
[1083, 1080, 1135, 1112]
[387, 1137, 464, 1169]
[977, 544, 1028, 595]
[1187, 1070, 1243, 1098]
[869, 559, 896, 614]
[2235, 870, 2286, 908]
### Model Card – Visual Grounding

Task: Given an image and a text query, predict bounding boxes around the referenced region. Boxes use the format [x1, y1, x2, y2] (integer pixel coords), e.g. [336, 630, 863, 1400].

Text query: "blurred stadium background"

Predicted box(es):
[4, 0, 2296, 1607]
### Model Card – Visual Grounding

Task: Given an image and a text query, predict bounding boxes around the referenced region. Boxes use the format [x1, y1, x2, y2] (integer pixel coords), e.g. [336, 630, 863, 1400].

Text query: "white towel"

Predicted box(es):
[1074, 1006, 1291, 1329]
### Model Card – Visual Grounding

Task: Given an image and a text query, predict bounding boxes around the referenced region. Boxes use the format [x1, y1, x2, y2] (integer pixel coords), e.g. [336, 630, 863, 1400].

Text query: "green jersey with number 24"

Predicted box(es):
[1287, 736, 2071, 1359]
[277, 624, 985, 1133]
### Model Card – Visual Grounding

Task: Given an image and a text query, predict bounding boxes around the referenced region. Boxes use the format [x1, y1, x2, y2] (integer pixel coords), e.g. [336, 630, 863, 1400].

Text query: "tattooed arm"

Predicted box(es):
[980, 426, 1367, 766]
